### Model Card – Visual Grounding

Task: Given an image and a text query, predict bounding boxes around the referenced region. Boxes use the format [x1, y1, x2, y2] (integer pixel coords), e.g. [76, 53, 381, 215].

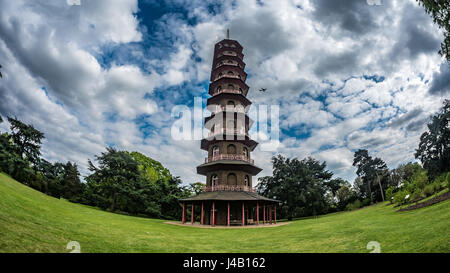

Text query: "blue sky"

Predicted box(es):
[0, 0, 449, 185]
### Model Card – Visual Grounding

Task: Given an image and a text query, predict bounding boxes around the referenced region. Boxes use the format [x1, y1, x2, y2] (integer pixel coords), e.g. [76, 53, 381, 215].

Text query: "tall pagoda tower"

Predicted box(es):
[180, 32, 279, 227]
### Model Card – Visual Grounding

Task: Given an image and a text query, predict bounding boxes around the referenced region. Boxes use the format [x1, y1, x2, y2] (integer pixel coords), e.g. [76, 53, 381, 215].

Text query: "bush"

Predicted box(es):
[386, 186, 396, 203]
[410, 170, 428, 190]
[346, 200, 362, 211]
[411, 189, 424, 202]
[423, 184, 434, 197]
[362, 198, 371, 207]
[393, 190, 409, 205]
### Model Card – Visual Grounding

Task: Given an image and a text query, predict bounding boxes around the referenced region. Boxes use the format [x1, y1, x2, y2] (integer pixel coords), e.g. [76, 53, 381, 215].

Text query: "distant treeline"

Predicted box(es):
[257, 99, 450, 220]
[0, 116, 194, 220]
[0, 99, 448, 221]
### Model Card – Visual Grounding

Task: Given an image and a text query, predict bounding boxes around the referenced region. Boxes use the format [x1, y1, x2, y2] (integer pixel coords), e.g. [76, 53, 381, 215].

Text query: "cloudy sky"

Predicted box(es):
[0, 0, 449, 185]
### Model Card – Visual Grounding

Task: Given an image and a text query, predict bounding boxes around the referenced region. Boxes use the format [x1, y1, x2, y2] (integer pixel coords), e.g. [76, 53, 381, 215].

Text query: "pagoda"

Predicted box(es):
[179, 31, 279, 226]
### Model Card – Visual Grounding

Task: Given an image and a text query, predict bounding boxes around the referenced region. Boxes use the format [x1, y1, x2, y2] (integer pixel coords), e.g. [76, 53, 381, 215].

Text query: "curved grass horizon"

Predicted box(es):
[0, 172, 449, 253]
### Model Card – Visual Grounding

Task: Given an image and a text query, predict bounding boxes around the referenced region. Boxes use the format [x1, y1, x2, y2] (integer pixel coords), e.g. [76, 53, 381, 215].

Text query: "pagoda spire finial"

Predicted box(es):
[226, 28, 230, 39]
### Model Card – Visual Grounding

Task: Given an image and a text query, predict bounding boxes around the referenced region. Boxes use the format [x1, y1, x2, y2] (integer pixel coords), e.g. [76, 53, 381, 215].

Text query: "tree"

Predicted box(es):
[336, 182, 356, 211]
[188, 182, 205, 196]
[415, 99, 450, 178]
[7, 116, 44, 169]
[416, 0, 450, 62]
[85, 148, 190, 219]
[129, 151, 172, 183]
[36, 159, 64, 198]
[353, 149, 389, 203]
[257, 155, 333, 220]
[86, 147, 140, 212]
[61, 162, 83, 201]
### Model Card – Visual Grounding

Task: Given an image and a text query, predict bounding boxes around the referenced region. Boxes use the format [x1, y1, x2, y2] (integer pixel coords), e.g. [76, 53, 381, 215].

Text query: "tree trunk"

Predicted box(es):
[376, 173, 385, 202]
[110, 192, 116, 212]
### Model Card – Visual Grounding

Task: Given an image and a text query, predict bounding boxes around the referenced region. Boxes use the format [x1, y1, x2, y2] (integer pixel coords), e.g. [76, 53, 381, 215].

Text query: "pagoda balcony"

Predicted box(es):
[214, 74, 245, 81]
[212, 88, 243, 96]
[214, 62, 240, 70]
[205, 154, 254, 164]
[211, 105, 247, 114]
[208, 128, 248, 137]
[201, 185, 256, 193]
[216, 50, 244, 60]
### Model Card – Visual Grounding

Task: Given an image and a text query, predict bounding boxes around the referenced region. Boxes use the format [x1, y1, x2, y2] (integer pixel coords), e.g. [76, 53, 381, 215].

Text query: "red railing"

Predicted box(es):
[205, 154, 254, 164]
[202, 185, 256, 193]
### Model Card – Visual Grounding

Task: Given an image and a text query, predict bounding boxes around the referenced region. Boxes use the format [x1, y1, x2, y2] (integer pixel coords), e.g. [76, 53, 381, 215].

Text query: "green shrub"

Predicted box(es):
[393, 190, 409, 205]
[411, 189, 424, 202]
[386, 186, 396, 203]
[346, 199, 362, 211]
[411, 170, 428, 190]
[362, 198, 371, 206]
[423, 184, 434, 197]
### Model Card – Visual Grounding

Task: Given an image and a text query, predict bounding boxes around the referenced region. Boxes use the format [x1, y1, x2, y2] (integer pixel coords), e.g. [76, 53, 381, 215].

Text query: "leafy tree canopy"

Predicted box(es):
[415, 99, 450, 178]
[417, 0, 450, 62]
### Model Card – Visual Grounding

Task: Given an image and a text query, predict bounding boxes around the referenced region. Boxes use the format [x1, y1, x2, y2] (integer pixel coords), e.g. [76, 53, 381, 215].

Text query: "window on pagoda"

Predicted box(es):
[211, 175, 218, 186]
[244, 175, 249, 187]
[227, 173, 237, 186]
[212, 146, 219, 157]
[228, 84, 234, 90]
[243, 147, 248, 159]
[227, 144, 236, 154]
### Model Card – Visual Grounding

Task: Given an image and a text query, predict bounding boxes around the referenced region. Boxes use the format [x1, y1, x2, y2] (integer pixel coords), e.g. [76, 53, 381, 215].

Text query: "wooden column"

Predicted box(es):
[263, 203, 266, 224]
[201, 202, 204, 225]
[274, 204, 277, 224]
[242, 202, 245, 226]
[269, 205, 272, 224]
[212, 202, 215, 227]
[227, 202, 230, 227]
[256, 201, 259, 225]
[182, 202, 186, 224]
[191, 203, 194, 224]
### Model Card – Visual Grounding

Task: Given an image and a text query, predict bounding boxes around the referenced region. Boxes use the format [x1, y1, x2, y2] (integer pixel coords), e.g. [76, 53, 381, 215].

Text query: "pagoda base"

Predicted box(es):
[179, 192, 279, 226]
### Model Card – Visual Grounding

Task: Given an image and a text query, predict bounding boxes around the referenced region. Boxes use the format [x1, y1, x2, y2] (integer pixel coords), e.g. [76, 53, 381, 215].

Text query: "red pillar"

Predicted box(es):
[269, 205, 272, 224]
[201, 202, 204, 225]
[242, 202, 245, 226]
[263, 203, 266, 224]
[182, 202, 186, 224]
[227, 202, 230, 227]
[212, 202, 215, 227]
[274, 204, 277, 224]
[191, 203, 194, 224]
[256, 201, 259, 225]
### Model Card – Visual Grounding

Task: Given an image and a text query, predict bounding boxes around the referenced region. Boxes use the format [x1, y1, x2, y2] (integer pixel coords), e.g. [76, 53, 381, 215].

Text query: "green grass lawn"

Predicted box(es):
[0, 172, 449, 253]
